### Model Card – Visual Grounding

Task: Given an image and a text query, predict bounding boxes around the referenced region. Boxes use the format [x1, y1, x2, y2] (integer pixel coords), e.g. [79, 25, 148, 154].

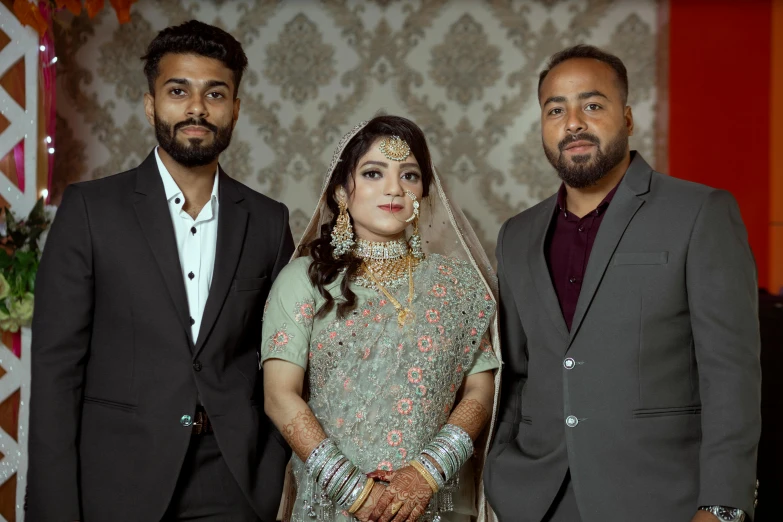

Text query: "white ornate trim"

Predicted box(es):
[0, 3, 39, 520]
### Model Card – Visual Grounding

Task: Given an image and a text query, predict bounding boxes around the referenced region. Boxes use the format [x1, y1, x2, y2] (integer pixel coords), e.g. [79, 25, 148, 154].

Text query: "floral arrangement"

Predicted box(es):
[14, 0, 137, 36]
[0, 198, 54, 333]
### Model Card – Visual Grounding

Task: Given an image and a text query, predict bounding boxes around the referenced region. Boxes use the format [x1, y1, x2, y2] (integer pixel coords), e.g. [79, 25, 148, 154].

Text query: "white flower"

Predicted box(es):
[44, 205, 57, 222]
[9, 293, 34, 326]
[0, 305, 20, 333]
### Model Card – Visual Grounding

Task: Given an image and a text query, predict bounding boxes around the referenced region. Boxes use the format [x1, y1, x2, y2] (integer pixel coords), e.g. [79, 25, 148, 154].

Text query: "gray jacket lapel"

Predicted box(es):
[529, 195, 570, 341]
[132, 151, 193, 345]
[567, 154, 653, 347]
[193, 170, 248, 357]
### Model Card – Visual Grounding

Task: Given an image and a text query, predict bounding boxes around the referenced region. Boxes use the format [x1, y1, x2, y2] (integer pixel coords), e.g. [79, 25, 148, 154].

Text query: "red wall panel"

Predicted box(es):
[669, 0, 772, 289]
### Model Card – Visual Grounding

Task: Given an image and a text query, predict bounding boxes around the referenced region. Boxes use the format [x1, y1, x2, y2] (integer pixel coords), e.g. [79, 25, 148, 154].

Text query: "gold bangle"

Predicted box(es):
[410, 460, 439, 493]
[348, 477, 375, 514]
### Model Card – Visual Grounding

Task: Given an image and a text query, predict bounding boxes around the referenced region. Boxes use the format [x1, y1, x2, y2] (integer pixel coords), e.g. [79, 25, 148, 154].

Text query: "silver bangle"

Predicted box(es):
[416, 454, 446, 490]
[338, 473, 365, 508]
[305, 439, 338, 475]
[430, 440, 460, 478]
[326, 460, 354, 497]
[318, 456, 347, 489]
[422, 446, 454, 480]
[334, 467, 360, 504]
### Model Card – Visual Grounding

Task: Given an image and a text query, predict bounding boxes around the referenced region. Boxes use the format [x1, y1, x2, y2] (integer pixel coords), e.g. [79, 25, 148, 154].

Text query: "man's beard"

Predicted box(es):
[155, 115, 233, 168]
[543, 128, 628, 189]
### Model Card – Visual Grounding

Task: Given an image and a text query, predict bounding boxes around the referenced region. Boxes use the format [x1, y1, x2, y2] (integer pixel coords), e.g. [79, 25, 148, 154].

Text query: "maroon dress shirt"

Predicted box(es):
[544, 181, 621, 330]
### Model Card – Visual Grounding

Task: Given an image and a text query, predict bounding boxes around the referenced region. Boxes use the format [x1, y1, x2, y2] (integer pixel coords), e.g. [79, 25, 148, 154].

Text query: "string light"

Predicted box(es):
[39, 45, 45, 52]
[40, 189, 49, 200]
[45, 136, 52, 144]
[50, 57, 57, 65]
[47, 147, 54, 154]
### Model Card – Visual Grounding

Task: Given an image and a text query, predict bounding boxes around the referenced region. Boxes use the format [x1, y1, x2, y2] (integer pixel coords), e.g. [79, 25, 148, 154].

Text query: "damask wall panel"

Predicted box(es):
[53, 0, 664, 260]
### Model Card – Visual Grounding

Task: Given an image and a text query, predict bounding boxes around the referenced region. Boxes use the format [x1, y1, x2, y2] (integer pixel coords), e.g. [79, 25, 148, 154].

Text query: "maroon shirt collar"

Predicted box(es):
[556, 178, 623, 218]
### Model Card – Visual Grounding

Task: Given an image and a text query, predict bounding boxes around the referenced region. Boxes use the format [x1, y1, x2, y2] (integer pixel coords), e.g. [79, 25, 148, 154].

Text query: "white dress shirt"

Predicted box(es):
[155, 147, 219, 343]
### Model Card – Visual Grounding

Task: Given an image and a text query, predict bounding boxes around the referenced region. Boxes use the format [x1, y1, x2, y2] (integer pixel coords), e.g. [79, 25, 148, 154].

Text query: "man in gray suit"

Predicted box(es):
[484, 45, 761, 522]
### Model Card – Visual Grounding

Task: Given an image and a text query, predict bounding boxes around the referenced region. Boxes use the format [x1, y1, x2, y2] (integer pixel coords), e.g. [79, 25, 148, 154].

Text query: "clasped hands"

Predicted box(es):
[353, 466, 434, 522]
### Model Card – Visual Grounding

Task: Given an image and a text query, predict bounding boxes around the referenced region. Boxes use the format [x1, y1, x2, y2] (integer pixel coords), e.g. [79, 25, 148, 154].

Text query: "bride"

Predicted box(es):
[262, 116, 501, 522]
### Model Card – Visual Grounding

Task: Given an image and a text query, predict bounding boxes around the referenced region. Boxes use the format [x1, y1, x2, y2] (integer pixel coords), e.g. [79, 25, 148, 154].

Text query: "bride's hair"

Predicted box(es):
[302, 115, 434, 319]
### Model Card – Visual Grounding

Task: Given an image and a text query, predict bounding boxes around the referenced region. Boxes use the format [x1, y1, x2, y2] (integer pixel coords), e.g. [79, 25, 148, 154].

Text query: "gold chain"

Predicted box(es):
[362, 254, 415, 327]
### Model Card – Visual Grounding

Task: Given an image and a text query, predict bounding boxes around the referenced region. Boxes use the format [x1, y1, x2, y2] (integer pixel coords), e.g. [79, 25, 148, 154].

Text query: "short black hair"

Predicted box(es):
[141, 20, 248, 98]
[538, 44, 628, 104]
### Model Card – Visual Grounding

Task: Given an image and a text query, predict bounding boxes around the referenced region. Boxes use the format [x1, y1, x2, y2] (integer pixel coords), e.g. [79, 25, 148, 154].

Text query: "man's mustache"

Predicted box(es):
[173, 118, 219, 135]
[558, 132, 600, 152]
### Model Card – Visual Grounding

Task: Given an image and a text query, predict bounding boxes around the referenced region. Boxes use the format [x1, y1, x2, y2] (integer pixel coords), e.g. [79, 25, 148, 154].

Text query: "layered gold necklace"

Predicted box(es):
[352, 238, 420, 327]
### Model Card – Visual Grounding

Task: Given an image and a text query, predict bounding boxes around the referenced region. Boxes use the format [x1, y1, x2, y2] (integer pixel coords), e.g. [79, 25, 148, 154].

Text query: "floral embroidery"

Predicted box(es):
[378, 460, 393, 471]
[417, 335, 433, 352]
[265, 324, 295, 355]
[387, 430, 403, 446]
[407, 367, 423, 383]
[397, 398, 413, 415]
[293, 300, 315, 326]
[287, 254, 498, 514]
[430, 284, 447, 298]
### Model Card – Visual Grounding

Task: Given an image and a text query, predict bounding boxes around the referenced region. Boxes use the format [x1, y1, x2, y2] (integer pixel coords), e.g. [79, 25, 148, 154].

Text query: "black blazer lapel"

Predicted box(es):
[132, 151, 193, 345]
[567, 154, 653, 347]
[529, 195, 570, 342]
[193, 171, 248, 357]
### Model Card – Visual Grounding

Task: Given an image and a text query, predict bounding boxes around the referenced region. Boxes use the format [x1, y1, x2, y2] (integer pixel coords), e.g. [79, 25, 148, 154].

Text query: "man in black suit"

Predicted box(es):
[28, 20, 293, 521]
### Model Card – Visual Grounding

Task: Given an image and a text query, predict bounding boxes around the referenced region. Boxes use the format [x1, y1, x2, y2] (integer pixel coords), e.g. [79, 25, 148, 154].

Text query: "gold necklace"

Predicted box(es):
[362, 255, 415, 327]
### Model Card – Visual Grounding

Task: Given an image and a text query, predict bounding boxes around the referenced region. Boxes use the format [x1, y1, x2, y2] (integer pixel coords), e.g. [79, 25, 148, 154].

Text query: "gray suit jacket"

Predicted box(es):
[484, 153, 761, 521]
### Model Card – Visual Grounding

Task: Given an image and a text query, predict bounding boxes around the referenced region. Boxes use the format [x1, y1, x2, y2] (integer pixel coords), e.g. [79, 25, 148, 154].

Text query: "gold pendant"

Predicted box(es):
[397, 308, 413, 327]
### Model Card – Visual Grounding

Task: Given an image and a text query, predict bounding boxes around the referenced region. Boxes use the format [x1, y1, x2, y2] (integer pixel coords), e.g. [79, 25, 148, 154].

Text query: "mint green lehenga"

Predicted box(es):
[261, 122, 502, 522]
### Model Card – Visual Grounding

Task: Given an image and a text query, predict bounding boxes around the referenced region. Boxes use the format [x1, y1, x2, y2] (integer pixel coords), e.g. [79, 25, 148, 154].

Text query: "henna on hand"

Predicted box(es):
[447, 397, 490, 440]
[371, 466, 433, 522]
[280, 409, 327, 461]
[354, 482, 387, 522]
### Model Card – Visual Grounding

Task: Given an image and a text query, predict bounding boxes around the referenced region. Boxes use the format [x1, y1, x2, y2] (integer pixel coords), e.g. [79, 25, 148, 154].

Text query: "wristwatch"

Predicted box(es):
[699, 506, 746, 522]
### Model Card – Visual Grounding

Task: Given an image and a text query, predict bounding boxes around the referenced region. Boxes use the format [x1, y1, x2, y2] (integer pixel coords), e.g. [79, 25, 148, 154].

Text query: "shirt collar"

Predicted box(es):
[155, 147, 219, 204]
[556, 178, 622, 218]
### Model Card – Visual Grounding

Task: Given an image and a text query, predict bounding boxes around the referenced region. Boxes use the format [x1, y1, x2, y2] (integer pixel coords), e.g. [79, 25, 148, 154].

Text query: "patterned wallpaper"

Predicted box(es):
[52, 0, 664, 260]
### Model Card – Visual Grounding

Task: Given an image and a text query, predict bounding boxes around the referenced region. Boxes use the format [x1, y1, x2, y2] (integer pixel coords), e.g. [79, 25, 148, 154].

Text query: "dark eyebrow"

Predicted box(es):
[163, 78, 190, 87]
[543, 95, 567, 107]
[360, 160, 388, 168]
[205, 80, 230, 90]
[162, 78, 230, 90]
[543, 91, 610, 107]
[399, 162, 421, 170]
[578, 90, 609, 101]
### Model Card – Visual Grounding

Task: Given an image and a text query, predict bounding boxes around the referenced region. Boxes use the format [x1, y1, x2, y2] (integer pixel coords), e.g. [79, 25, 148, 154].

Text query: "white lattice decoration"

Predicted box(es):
[0, 2, 40, 520]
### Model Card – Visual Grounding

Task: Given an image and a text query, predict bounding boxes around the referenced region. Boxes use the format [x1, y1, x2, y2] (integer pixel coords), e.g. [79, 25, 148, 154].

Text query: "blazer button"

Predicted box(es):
[193, 361, 202, 372]
[565, 415, 579, 428]
[563, 358, 576, 370]
[180, 414, 193, 427]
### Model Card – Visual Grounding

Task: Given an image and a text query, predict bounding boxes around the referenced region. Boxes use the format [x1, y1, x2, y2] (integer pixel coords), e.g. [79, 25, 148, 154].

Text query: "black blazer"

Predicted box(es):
[27, 151, 294, 521]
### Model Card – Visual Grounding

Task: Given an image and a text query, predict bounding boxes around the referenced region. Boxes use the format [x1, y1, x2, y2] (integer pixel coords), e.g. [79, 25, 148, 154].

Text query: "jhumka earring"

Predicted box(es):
[405, 190, 424, 259]
[331, 193, 355, 258]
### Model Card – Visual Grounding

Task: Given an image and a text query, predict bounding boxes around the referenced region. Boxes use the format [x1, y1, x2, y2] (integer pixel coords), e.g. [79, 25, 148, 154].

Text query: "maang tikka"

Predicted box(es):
[405, 190, 424, 259]
[331, 191, 355, 258]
